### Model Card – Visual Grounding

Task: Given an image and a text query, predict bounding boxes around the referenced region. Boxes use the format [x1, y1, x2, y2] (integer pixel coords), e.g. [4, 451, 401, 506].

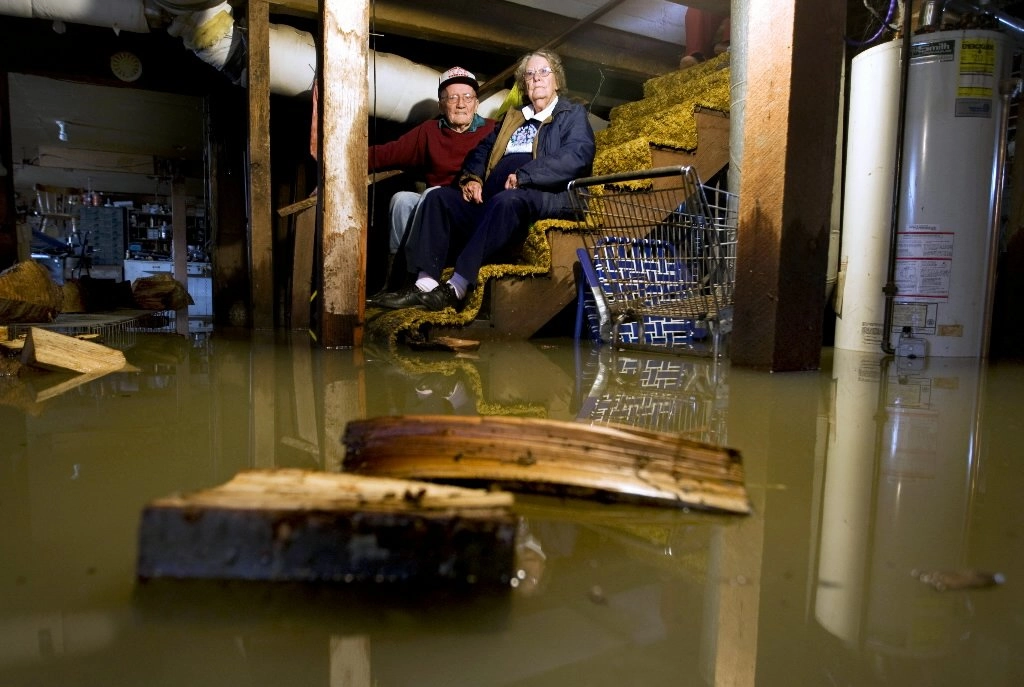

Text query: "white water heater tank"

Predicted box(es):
[835, 29, 1013, 357]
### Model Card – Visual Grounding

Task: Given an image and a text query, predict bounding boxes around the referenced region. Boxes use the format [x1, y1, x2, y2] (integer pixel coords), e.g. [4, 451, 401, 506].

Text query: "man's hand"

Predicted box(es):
[463, 180, 484, 203]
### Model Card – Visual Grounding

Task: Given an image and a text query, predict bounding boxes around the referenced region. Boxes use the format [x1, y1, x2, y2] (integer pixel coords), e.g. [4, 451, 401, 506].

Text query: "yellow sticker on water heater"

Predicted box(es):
[958, 38, 996, 98]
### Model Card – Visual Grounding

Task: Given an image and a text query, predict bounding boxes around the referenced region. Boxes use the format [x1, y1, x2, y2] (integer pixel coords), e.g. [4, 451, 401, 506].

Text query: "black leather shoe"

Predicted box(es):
[416, 283, 462, 312]
[370, 285, 427, 310]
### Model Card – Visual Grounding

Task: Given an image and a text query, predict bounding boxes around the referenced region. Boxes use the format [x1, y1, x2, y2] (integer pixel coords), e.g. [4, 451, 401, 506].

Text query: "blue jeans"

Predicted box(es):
[387, 187, 439, 255]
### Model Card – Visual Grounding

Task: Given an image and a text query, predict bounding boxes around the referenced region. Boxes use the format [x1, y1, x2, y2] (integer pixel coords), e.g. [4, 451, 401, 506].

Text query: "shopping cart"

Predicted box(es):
[568, 165, 738, 357]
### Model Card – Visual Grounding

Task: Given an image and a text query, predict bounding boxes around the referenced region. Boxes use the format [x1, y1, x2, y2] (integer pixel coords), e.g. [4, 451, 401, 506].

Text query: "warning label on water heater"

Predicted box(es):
[957, 38, 997, 117]
[895, 225, 953, 299]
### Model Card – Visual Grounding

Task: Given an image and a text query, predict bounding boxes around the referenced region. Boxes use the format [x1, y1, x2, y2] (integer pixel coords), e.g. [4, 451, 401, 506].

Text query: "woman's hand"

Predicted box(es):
[462, 180, 484, 203]
[504, 173, 519, 191]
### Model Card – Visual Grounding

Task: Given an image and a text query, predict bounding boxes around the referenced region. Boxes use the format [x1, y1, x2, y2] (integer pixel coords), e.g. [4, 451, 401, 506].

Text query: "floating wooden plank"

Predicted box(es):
[343, 415, 751, 514]
[912, 569, 1006, 592]
[20, 326, 126, 374]
[1, 331, 100, 353]
[406, 336, 482, 353]
[136, 468, 517, 586]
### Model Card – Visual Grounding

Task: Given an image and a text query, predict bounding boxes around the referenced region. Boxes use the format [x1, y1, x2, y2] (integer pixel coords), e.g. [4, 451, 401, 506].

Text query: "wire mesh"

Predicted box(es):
[569, 166, 738, 355]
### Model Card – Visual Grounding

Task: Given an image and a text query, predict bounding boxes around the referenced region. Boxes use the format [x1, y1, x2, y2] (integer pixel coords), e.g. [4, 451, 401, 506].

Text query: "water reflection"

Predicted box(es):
[814, 350, 1008, 683]
[0, 330, 1019, 685]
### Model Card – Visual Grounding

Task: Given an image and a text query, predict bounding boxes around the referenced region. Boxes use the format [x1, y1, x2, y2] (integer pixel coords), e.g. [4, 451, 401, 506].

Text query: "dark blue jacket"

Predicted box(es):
[460, 96, 595, 216]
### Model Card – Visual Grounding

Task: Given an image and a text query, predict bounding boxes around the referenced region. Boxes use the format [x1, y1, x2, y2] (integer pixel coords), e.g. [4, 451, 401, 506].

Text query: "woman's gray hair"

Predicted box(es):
[514, 50, 566, 98]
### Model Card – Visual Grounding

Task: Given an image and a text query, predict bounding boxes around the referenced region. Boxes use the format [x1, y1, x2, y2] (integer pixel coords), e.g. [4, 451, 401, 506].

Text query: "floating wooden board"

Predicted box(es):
[136, 469, 517, 586]
[20, 326, 126, 374]
[343, 415, 751, 514]
[0, 331, 100, 353]
[406, 336, 482, 352]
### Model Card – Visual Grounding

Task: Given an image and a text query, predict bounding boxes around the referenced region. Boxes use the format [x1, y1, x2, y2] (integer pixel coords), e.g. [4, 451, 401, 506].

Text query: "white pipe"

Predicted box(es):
[165, 3, 234, 67]
[171, 4, 510, 118]
[167, 4, 318, 97]
[169, 2, 511, 118]
[1, 0, 511, 122]
[0, 0, 149, 32]
[369, 51, 510, 121]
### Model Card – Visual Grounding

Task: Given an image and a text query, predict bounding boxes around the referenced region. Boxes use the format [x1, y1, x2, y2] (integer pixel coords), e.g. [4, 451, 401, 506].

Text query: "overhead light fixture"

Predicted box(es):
[56, 120, 68, 142]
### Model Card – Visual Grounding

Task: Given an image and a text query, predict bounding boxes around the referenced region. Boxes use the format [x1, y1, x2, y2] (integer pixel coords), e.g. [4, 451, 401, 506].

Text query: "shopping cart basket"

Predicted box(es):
[575, 345, 729, 444]
[568, 166, 738, 357]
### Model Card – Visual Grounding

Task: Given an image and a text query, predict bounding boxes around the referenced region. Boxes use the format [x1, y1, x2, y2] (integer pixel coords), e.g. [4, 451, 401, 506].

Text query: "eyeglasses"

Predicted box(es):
[442, 94, 477, 104]
[525, 66, 553, 80]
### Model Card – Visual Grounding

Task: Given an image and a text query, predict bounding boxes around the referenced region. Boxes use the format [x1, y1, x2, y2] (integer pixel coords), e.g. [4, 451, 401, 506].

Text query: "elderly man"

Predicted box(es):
[368, 66, 496, 285]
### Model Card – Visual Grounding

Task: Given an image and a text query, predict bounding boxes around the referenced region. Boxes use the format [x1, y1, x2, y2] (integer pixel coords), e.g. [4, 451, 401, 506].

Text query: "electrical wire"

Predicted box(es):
[588, 68, 605, 116]
[846, 0, 899, 47]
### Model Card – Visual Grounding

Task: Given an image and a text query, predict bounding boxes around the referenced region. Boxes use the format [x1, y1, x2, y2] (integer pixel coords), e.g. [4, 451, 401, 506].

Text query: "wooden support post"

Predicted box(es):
[731, 0, 846, 371]
[0, 70, 16, 270]
[284, 331, 321, 460]
[248, 0, 274, 330]
[322, 347, 365, 473]
[319, 0, 369, 348]
[330, 638, 372, 687]
[290, 206, 316, 331]
[251, 331, 277, 468]
[172, 176, 189, 335]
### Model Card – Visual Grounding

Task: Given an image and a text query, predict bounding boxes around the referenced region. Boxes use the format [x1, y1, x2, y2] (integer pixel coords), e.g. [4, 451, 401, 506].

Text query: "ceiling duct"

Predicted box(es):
[0, 0, 512, 122]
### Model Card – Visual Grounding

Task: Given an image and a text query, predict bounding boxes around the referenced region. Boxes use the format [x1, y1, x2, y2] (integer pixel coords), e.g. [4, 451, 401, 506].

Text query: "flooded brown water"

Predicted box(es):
[1, 328, 1021, 686]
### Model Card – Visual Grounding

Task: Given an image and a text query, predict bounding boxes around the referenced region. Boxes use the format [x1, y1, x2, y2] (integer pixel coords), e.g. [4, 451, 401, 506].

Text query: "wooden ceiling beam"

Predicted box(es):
[274, 0, 732, 18]
[273, 0, 683, 80]
[370, 1, 680, 80]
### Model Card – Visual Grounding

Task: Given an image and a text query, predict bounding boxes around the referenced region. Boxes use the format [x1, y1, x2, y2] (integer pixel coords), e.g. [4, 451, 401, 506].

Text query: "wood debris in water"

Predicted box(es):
[21, 326, 126, 374]
[343, 415, 751, 514]
[1, 330, 100, 353]
[0, 260, 64, 323]
[407, 336, 481, 353]
[911, 569, 1006, 591]
[136, 468, 517, 586]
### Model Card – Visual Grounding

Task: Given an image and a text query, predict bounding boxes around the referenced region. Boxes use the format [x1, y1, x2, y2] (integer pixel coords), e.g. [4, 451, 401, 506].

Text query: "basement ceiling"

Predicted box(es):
[286, 0, 730, 94]
[5, 0, 730, 195]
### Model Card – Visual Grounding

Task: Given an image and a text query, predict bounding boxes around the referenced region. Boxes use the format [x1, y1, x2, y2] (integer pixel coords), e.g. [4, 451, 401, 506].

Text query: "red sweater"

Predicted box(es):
[368, 116, 496, 188]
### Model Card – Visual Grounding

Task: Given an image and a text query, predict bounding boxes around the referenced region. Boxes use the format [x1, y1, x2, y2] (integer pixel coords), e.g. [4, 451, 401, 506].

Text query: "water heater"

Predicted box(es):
[835, 29, 1013, 357]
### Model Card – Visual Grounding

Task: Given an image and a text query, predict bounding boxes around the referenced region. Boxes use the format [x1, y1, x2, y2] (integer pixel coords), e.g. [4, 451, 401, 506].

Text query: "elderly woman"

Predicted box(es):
[372, 49, 595, 311]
